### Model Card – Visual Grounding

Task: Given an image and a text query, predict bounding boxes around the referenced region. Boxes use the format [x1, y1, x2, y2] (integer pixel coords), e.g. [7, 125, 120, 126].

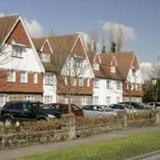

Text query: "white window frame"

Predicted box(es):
[7, 70, 16, 82]
[33, 73, 38, 84]
[0, 95, 9, 108]
[12, 44, 26, 58]
[93, 80, 99, 88]
[79, 78, 84, 87]
[93, 63, 99, 71]
[116, 81, 121, 90]
[45, 73, 54, 85]
[87, 79, 90, 87]
[106, 80, 111, 89]
[41, 53, 50, 62]
[25, 95, 34, 101]
[20, 71, 28, 83]
[93, 96, 98, 104]
[111, 66, 116, 73]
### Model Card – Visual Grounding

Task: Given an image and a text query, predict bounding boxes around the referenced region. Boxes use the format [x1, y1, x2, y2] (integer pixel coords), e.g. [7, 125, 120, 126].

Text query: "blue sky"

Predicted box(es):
[0, 0, 159, 62]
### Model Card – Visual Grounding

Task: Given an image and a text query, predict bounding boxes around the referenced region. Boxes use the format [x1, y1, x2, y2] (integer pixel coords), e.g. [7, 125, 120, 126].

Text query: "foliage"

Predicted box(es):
[76, 115, 121, 128]
[17, 131, 160, 160]
[0, 120, 61, 134]
[127, 111, 153, 120]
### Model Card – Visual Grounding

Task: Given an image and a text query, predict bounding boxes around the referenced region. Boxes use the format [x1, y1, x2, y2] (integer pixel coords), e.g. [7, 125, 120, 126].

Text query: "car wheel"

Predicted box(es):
[4, 117, 13, 127]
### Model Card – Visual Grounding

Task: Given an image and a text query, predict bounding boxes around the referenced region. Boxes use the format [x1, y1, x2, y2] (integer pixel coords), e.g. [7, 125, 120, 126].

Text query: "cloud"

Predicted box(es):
[0, 13, 5, 17]
[102, 22, 135, 43]
[140, 62, 153, 81]
[78, 32, 102, 52]
[24, 19, 43, 37]
[0, 12, 43, 37]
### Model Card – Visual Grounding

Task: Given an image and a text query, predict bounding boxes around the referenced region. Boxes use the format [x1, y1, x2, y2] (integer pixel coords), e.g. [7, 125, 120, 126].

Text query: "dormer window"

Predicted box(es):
[41, 53, 50, 62]
[93, 63, 99, 71]
[12, 44, 26, 58]
[111, 66, 116, 73]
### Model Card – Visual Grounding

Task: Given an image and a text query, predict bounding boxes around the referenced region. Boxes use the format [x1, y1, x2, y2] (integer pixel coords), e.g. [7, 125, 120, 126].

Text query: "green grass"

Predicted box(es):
[17, 131, 160, 160]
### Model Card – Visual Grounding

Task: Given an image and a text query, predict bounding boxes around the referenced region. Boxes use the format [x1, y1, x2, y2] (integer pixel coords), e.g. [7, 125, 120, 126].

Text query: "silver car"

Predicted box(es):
[82, 105, 117, 118]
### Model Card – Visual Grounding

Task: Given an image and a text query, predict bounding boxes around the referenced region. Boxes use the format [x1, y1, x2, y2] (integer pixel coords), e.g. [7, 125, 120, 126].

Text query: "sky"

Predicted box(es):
[0, 0, 159, 63]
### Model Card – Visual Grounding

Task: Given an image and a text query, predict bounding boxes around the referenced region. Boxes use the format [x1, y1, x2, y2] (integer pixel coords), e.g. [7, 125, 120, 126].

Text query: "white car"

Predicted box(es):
[82, 105, 117, 118]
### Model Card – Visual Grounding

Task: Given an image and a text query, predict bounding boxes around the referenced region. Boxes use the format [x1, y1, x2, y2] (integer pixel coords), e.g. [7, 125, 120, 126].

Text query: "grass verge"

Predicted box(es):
[16, 131, 160, 160]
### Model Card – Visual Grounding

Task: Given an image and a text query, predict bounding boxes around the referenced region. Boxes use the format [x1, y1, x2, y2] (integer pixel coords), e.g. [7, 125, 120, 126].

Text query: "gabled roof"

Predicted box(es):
[0, 15, 44, 73]
[0, 15, 19, 45]
[48, 34, 79, 73]
[108, 52, 139, 79]
[32, 37, 45, 52]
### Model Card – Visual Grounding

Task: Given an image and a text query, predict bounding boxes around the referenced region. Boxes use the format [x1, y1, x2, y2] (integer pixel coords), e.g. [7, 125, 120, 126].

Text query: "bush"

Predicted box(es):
[0, 120, 61, 134]
[76, 115, 119, 128]
[127, 111, 153, 120]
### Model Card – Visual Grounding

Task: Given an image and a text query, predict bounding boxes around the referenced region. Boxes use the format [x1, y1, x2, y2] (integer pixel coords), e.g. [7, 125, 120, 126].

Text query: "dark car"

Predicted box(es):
[1, 101, 56, 126]
[47, 103, 84, 117]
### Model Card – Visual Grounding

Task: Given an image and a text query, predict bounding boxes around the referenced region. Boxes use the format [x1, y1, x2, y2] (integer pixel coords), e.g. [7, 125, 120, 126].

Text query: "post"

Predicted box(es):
[62, 114, 76, 140]
[154, 110, 160, 125]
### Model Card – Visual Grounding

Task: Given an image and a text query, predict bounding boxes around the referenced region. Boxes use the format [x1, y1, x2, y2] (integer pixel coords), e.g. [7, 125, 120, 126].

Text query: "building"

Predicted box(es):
[0, 15, 44, 108]
[112, 52, 143, 102]
[88, 52, 124, 105]
[32, 38, 57, 104]
[47, 34, 95, 105]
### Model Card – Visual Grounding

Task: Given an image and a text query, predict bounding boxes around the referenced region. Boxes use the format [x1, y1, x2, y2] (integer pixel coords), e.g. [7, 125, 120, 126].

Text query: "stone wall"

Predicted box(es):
[0, 111, 160, 150]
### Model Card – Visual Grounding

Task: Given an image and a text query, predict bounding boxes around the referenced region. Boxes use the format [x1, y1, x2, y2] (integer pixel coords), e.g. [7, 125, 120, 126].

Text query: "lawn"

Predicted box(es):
[16, 131, 160, 160]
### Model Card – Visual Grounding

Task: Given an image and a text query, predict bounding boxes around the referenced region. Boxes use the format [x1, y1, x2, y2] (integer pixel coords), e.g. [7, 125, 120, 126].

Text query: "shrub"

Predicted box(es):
[76, 115, 119, 128]
[0, 120, 61, 134]
[127, 111, 153, 120]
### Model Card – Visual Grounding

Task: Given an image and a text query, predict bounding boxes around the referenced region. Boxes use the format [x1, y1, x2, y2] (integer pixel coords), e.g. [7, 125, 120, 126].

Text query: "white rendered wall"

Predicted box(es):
[43, 73, 57, 103]
[93, 78, 123, 105]
[0, 44, 43, 73]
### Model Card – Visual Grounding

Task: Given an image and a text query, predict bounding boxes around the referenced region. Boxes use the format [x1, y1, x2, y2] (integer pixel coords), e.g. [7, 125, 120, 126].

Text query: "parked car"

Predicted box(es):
[109, 103, 138, 114]
[0, 101, 56, 126]
[119, 102, 151, 110]
[31, 102, 62, 119]
[47, 103, 84, 117]
[147, 102, 160, 109]
[82, 105, 117, 118]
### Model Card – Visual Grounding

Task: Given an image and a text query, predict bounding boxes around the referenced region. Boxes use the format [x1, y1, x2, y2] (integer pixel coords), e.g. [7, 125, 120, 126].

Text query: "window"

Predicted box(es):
[106, 96, 111, 105]
[20, 71, 28, 83]
[64, 77, 68, 86]
[7, 70, 16, 82]
[12, 44, 26, 58]
[71, 79, 76, 86]
[33, 73, 38, 84]
[79, 78, 84, 87]
[116, 81, 121, 90]
[44, 96, 53, 103]
[106, 80, 111, 89]
[93, 63, 99, 71]
[111, 66, 116, 73]
[87, 79, 90, 87]
[81, 96, 87, 105]
[45, 73, 54, 85]
[93, 80, 99, 88]
[24, 95, 34, 101]
[41, 53, 50, 62]
[93, 96, 98, 104]
[0, 95, 9, 108]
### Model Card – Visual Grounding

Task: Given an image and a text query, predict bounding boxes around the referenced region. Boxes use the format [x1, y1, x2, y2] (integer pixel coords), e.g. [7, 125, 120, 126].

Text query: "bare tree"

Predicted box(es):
[51, 46, 91, 113]
[87, 28, 98, 52]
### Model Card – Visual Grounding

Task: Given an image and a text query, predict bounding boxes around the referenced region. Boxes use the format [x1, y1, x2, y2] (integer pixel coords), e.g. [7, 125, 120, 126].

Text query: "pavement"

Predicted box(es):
[0, 126, 160, 160]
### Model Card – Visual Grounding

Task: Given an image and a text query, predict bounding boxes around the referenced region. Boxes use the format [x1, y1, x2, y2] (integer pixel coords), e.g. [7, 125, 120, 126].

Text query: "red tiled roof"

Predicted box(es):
[0, 15, 19, 44]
